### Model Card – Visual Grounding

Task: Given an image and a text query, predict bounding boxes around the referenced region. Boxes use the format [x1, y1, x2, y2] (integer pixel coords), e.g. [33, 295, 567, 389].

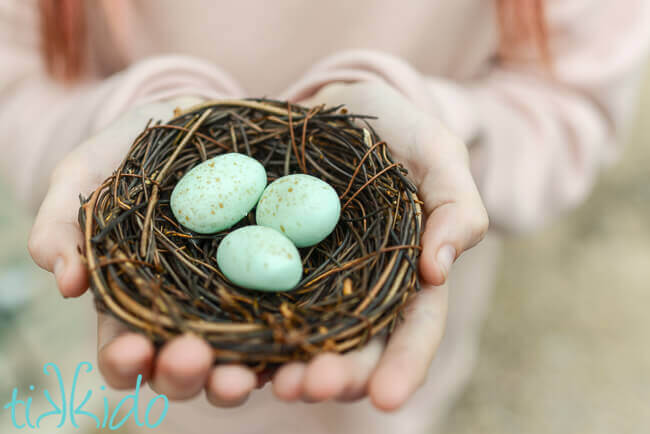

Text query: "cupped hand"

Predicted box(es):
[269, 81, 488, 410]
[28, 84, 488, 412]
[28, 97, 261, 407]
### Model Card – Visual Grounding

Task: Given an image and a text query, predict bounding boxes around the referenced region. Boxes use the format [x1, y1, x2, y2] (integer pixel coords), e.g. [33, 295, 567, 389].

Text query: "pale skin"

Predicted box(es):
[28, 81, 488, 411]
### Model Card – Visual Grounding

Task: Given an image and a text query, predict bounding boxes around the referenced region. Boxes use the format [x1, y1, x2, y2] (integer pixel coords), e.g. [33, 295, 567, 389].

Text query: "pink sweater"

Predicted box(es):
[1, 0, 649, 232]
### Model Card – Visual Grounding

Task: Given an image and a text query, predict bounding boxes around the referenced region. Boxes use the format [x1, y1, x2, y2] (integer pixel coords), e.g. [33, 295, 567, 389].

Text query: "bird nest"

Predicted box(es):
[79, 99, 422, 367]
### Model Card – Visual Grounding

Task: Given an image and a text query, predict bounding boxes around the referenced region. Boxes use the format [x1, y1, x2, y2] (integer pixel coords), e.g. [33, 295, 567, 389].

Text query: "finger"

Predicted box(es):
[336, 338, 384, 402]
[369, 283, 448, 412]
[27, 97, 203, 298]
[272, 362, 306, 401]
[97, 313, 155, 390]
[302, 353, 347, 401]
[150, 334, 214, 401]
[28, 168, 92, 297]
[417, 159, 489, 286]
[205, 365, 257, 408]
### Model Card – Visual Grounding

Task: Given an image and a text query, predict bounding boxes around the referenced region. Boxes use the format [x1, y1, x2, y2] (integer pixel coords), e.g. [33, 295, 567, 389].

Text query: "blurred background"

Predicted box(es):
[1, 74, 648, 433]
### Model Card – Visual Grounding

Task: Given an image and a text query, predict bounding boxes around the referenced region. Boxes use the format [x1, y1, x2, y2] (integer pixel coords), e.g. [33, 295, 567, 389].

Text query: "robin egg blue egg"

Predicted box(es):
[216, 225, 302, 292]
[170, 153, 267, 234]
[256, 174, 341, 247]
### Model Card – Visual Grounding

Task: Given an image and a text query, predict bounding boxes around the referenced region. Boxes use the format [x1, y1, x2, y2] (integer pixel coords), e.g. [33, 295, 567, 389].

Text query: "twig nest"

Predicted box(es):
[79, 99, 422, 365]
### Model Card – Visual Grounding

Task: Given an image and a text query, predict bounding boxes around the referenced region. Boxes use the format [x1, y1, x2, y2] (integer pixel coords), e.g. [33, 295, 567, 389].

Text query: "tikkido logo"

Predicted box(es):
[3, 362, 168, 430]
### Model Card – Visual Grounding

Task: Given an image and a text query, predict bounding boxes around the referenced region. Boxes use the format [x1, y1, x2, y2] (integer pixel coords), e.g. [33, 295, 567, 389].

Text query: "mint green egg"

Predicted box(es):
[216, 226, 302, 292]
[256, 174, 341, 247]
[170, 153, 267, 234]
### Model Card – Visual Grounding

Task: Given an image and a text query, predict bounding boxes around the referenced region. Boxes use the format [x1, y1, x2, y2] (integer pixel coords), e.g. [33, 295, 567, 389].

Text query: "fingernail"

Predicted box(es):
[436, 245, 456, 279]
[53, 257, 65, 281]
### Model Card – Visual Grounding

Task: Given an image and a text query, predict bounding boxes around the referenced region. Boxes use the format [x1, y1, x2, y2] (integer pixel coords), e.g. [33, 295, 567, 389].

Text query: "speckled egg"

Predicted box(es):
[256, 174, 341, 247]
[170, 153, 267, 234]
[216, 226, 302, 292]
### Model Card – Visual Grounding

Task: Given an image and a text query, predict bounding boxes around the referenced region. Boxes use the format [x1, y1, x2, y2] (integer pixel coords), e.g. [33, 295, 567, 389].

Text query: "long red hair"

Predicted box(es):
[496, 0, 550, 64]
[39, 0, 86, 81]
[39, 0, 549, 82]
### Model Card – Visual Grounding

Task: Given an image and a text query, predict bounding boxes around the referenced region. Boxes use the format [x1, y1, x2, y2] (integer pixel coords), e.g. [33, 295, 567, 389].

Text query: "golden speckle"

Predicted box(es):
[185, 216, 190, 221]
[211, 210, 215, 215]
[288, 187, 293, 192]
[280, 225, 285, 233]
[219, 203, 224, 208]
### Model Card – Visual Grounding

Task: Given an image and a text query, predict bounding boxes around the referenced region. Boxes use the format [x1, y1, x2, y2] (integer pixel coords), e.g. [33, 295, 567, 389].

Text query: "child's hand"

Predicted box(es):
[28, 97, 262, 407]
[269, 81, 488, 410]
[28, 84, 488, 412]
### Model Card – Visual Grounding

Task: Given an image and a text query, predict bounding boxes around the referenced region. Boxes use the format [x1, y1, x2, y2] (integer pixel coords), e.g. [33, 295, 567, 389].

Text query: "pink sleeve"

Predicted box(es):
[283, 0, 650, 232]
[0, 1, 243, 208]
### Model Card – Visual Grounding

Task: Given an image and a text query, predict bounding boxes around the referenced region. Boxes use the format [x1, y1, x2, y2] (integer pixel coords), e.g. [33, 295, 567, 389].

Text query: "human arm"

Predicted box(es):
[2, 1, 263, 408]
[267, 0, 650, 409]
[282, 0, 650, 232]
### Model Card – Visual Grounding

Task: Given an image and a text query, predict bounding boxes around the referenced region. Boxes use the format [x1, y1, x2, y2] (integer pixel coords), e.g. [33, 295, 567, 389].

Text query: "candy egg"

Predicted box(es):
[256, 174, 341, 247]
[170, 153, 267, 234]
[216, 226, 302, 292]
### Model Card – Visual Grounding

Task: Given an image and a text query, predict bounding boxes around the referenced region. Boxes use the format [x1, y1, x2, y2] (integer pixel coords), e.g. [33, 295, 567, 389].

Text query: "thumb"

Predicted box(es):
[417, 159, 489, 286]
[28, 162, 91, 298]
[27, 96, 204, 298]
